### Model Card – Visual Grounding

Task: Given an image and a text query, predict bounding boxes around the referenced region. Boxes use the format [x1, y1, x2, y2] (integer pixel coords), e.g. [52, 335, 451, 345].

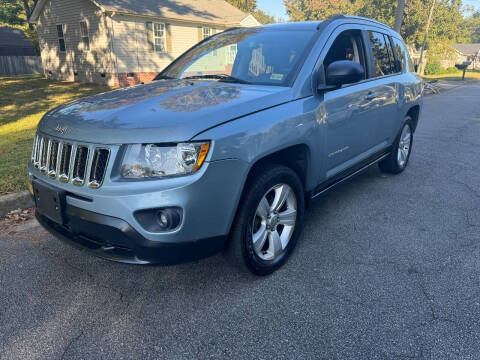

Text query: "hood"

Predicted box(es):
[37, 80, 292, 144]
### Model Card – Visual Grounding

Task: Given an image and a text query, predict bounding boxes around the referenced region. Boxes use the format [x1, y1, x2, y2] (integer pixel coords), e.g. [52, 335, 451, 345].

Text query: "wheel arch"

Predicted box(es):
[225, 143, 313, 241]
[245, 144, 311, 190]
[406, 105, 420, 132]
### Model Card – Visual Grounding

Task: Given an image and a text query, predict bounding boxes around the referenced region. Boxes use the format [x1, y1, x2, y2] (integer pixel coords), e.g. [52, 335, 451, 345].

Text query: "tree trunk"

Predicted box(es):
[22, 0, 35, 30]
[394, 0, 406, 33]
[417, 0, 436, 75]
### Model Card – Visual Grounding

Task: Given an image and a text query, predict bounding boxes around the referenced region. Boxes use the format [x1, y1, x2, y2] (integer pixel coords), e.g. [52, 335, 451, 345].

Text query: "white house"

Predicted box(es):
[30, 0, 259, 86]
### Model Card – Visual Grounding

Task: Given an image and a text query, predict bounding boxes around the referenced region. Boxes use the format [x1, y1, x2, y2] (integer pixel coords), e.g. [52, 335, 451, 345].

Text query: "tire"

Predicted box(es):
[379, 117, 414, 174]
[224, 164, 305, 276]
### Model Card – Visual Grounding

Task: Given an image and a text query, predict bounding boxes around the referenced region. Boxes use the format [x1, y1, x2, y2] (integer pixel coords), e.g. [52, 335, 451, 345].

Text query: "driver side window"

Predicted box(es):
[323, 30, 367, 83]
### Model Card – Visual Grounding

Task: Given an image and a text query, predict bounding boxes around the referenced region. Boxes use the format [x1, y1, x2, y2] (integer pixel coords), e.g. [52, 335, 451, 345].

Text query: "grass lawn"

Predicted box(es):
[423, 69, 480, 81]
[0, 74, 110, 196]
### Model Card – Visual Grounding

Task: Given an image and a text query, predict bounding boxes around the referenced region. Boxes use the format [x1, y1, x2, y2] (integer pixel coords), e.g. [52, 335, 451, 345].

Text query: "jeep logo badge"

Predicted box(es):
[55, 124, 68, 135]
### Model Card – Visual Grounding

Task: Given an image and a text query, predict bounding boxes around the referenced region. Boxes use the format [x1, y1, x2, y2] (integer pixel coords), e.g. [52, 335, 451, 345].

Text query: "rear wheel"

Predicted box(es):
[225, 165, 305, 275]
[379, 117, 413, 174]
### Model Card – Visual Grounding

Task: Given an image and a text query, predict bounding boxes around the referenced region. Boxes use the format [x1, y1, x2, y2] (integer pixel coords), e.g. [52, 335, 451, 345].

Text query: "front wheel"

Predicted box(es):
[224, 165, 305, 276]
[379, 117, 414, 174]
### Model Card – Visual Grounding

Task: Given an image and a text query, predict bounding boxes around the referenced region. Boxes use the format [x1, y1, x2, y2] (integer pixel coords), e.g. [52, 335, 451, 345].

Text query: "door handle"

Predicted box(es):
[365, 92, 376, 100]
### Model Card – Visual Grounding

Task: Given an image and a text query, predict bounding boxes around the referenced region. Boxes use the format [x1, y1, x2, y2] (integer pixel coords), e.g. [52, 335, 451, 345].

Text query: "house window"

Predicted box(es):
[202, 27, 213, 40]
[56, 24, 66, 52]
[79, 21, 90, 51]
[202, 27, 217, 55]
[227, 45, 237, 63]
[153, 23, 167, 53]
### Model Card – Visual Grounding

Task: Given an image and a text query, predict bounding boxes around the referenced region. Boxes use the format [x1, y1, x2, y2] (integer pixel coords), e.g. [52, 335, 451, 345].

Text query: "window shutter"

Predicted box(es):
[198, 26, 203, 42]
[146, 21, 154, 52]
[166, 23, 172, 54]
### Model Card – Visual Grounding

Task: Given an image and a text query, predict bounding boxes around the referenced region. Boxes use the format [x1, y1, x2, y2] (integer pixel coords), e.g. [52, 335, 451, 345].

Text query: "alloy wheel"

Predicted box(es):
[251, 184, 297, 261]
[397, 124, 412, 168]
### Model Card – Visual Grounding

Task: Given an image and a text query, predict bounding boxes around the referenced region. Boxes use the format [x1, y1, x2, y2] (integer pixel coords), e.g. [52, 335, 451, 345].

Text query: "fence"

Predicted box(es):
[0, 56, 42, 75]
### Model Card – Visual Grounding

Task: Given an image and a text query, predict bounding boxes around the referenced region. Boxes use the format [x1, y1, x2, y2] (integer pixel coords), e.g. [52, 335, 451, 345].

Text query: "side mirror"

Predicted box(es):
[323, 60, 365, 89]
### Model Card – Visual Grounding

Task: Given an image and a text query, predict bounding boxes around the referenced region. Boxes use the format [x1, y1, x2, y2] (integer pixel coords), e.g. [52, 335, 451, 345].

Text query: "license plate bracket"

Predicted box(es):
[32, 180, 66, 225]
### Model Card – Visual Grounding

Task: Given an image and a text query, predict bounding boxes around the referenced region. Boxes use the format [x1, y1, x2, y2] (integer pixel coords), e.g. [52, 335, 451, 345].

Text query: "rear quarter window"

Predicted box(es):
[391, 37, 407, 73]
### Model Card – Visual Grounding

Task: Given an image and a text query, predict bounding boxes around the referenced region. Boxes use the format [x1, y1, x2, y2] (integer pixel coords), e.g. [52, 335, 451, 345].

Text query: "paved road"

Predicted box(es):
[1, 83, 480, 360]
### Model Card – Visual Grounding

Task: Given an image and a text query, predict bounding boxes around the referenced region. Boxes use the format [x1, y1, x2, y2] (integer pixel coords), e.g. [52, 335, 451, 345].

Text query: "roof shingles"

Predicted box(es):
[450, 43, 480, 56]
[0, 27, 37, 56]
[95, 0, 249, 25]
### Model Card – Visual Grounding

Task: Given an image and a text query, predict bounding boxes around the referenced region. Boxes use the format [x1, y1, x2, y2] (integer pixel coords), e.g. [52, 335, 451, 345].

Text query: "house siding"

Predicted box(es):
[34, 0, 254, 87]
[109, 14, 225, 85]
[36, 0, 115, 85]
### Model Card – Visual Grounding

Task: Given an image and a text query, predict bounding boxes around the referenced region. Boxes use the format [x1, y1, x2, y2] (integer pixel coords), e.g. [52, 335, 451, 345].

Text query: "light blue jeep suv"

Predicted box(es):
[29, 15, 423, 275]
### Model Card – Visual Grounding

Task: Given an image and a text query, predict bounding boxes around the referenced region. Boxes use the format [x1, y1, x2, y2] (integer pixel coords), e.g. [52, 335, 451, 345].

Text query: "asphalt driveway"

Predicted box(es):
[1, 82, 479, 359]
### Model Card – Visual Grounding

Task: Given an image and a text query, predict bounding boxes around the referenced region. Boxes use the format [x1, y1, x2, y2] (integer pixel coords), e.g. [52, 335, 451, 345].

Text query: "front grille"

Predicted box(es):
[89, 148, 110, 188]
[72, 146, 89, 186]
[48, 140, 59, 178]
[39, 137, 48, 173]
[31, 135, 39, 164]
[59, 143, 73, 182]
[31, 134, 110, 189]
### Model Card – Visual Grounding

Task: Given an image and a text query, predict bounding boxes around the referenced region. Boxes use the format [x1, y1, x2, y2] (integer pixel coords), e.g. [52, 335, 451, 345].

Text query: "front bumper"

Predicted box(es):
[36, 205, 226, 264]
[29, 158, 249, 264]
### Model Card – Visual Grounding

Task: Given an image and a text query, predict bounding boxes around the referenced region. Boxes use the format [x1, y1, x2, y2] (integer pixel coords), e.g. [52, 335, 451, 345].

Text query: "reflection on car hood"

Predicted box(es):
[37, 79, 292, 144]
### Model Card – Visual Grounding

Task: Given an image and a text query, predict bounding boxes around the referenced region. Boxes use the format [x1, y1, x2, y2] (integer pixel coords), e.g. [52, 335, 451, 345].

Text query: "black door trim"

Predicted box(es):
[311, 147, 391, 199]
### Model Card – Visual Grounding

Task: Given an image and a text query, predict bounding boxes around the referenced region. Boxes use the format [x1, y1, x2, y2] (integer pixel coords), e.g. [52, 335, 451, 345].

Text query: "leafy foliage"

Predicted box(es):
[283, 0, 478, 47]
[254, 9, 276, 24]
[0, 0, 39, 53]
[461, 11, 480, 43]
[225, 0, 257, 13]
[424, 61, 442, 74]
[0, 0, 25, 25]
[225, 0, 277, 24]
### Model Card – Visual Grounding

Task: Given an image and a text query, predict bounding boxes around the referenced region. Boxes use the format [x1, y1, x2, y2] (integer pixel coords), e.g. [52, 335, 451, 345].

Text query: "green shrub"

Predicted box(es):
[424, 62, 442, 75]
[445, 67, 460, 74]
[424, 63, 460, 75]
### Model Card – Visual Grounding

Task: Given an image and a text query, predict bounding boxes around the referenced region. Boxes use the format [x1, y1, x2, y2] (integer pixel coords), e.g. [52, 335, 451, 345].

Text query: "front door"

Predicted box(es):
[318, 27, 399, 180]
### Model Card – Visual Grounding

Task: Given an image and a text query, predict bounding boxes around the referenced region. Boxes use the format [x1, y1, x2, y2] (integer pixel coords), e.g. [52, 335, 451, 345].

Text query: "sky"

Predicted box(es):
[257, 0, 480, 21]
[257, 0, 288, 20]
[465, 0, 480, 11]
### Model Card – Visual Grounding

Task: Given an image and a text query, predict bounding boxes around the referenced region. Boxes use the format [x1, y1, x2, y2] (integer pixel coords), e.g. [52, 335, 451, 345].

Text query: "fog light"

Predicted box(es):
[134, 207, 182, 233]
[158, 211, 169, 228]
[156, 209, 181, 230]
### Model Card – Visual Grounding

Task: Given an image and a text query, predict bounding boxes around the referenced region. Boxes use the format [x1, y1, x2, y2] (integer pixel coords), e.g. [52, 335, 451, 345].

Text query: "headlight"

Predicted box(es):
[120, 142, 210, 179]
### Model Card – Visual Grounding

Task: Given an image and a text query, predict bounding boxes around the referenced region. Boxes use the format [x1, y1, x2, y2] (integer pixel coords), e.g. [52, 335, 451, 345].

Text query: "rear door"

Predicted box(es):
[362, 30, 402, 147]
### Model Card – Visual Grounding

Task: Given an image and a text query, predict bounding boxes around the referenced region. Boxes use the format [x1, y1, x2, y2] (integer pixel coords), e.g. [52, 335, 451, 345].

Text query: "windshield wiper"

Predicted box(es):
[182, 74, 250, 84]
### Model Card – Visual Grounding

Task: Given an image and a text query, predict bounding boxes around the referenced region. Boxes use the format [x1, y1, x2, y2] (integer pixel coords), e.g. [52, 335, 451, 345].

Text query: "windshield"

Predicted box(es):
[157, 28, 315, 86]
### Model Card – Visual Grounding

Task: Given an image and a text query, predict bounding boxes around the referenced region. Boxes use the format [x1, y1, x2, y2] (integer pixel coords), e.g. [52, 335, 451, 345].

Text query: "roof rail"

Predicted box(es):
[316, 14, 345, 30]
[326, 14, 392, 29]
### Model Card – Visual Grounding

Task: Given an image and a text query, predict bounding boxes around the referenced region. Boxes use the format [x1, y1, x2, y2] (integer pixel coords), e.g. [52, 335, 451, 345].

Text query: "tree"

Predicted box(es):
[0, 0, 25, 25]
[225, 0, 277, 24]
[394, 0, 406, 32]
[462, 11, 480, 42]
[418, 0, 436, 74]
[283, 0, 473, 47]
[254, 9, 276, 24]
[0, 0, 39, 52]
[225, 0, 256, 13]
[0, 0, 37, 26]
[284, 0, 360, 21]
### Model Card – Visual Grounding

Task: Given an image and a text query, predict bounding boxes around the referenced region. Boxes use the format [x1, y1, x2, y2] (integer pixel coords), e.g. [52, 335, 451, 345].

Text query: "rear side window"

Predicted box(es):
[368, 31, 396, 77]
[391, 37, 407, 72]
